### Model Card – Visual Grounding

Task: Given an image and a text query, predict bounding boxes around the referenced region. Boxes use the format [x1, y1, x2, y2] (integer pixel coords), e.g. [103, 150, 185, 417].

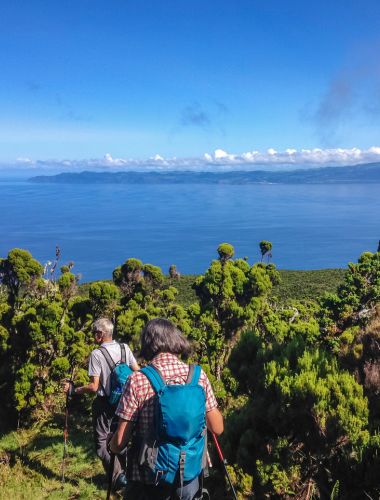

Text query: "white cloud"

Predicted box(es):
[368, 146, 380, 155]
[152, 154, 165, 162]
[16, 157, 35, 166]
[103, 153, 127, 166]
[241, 151, 259, 161]
[3, 146, 380, 173]
[214, 149, 233, 160]
[203, 147, 380, 167]
[285, 148, 297, 155]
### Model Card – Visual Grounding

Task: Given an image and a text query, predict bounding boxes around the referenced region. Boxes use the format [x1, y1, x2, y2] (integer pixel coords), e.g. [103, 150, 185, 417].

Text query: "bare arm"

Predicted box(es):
[131, 362, 140, 371]
[206, 408, 224, 436]
[109, 419, 134, 454]
[63, 376, 100, 395]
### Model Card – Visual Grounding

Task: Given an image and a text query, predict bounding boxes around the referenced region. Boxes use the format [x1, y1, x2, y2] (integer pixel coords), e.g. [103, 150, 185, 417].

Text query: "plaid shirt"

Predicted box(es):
[115, 352, 218, 482]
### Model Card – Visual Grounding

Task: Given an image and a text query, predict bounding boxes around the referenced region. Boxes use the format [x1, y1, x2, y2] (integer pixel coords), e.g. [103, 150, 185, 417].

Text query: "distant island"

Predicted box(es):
[29, 162, 380, 184]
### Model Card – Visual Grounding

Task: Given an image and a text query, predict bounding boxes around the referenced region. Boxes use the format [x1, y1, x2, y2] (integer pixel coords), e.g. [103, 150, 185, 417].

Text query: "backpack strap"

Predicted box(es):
[141, 365, 166, 394]
[186, 364, 195, 383]
[120, 343, 126, 364]
[99, 346, 116, 371]
[188, 364, 201, 386]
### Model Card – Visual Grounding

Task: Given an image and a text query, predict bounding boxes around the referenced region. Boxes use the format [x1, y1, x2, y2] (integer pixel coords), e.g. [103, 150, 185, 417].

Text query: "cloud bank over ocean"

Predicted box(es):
[6, 146, 380, 174]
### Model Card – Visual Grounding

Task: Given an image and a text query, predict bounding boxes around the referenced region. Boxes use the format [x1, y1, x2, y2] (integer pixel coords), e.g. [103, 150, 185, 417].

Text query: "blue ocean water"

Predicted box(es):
[0, 180, 379, 281]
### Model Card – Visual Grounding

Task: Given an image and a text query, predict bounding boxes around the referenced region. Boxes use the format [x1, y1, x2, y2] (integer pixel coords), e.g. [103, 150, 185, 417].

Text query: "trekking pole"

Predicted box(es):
[61, 365, 75, 484]
[106, 452, 115, 500]
[211, 433, 238, 500]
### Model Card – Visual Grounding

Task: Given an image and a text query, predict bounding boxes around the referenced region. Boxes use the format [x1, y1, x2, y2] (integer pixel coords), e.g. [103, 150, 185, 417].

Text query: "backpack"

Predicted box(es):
[137, 363, 207, 487]
[99, 343, 133, 407]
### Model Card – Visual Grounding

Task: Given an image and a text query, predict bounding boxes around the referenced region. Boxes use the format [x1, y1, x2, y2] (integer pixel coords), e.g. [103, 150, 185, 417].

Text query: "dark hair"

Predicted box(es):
[140, 318, 191, 361]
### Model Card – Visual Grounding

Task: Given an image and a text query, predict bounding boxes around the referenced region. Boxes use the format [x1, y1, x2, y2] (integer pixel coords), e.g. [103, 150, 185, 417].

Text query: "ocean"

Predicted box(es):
[0, 180, 379, 281]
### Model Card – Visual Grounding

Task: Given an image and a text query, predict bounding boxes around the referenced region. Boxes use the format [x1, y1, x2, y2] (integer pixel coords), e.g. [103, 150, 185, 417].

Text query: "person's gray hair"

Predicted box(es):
[140, 318, 191, 361]
[92, 318, 114, 338]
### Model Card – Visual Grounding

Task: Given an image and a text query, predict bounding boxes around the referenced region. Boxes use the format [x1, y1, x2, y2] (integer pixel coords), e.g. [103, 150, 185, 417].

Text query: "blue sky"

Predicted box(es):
[1, 0, 380, 168]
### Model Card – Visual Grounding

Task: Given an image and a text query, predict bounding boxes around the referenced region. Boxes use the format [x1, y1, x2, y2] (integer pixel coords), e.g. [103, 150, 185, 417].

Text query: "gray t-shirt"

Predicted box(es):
[88, 341, 137, 396]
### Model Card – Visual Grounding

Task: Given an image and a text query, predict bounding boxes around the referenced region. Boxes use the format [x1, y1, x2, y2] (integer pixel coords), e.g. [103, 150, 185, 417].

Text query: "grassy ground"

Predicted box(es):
[166, 269, 346, 306]
[166, 275, 198, 307]
[0, 421, 106, 500]
[0, 421, 225, 500]
[273, 269, 346, 302]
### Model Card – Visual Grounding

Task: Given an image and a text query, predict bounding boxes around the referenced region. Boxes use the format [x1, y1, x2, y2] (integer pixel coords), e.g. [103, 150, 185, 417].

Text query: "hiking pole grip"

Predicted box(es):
[211, 433, 238, 500]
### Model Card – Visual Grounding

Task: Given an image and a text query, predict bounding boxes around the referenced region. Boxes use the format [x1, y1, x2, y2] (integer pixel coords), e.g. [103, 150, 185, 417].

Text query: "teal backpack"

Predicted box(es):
[138, 363, 207, 487]
[99, 344, 133, 407]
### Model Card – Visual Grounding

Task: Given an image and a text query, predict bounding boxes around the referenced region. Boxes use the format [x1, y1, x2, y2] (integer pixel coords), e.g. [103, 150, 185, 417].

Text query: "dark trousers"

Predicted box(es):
[123, 476, 200, 500]
[92, 396, 125, 483]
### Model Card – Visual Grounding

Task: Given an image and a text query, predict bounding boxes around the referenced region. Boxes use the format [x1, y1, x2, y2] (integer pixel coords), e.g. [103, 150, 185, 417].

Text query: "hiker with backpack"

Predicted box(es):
[109, 318, 224, 500]
[63, 317, 139, 492]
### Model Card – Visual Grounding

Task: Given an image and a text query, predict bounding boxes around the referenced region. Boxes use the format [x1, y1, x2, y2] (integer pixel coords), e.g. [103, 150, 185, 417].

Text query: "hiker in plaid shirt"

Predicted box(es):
[110, 318, 224, 500]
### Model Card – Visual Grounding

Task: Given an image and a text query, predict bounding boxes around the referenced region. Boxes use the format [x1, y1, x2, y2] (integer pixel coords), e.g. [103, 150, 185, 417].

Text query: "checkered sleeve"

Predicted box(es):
[200, 369, 218, 412]
[115, 373, 140, 422]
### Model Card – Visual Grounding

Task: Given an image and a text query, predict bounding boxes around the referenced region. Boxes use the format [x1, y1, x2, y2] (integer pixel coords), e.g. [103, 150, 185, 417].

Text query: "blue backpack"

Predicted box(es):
[138, 363, 207, 487]
[99, 343, 133, 407]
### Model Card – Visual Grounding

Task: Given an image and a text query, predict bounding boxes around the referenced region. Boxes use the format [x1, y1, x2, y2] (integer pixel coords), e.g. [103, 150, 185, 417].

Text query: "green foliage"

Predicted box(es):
[320, 251, 380, 339]
[330, 480, 339, 499]
[88, 281, 120, 319]
[191, 244, 279, 380]
[58, 271, 78, 305]
[112, 257, 143, 299]
[11, 299, 91, 413]
[259, 240, 273, 261]
[255, 460, 301, 497]
[60, 265, 70, 274]
[165, 275, 197, 307]
[257, 299, 321, 345]
[273, 269, 345, 303]
[225, 465, 253, 500]
[111, 258, 191, 350]
[169, 264, 180, 279]
[0, 248, 43, 306]
[142, 263, 164, 291]
[226, 331, 370, 497]
[78, 270, 346, 308]
[116, 285, 190, 351]
[217, 242, 235, 262]
[0, 251, 93, 424]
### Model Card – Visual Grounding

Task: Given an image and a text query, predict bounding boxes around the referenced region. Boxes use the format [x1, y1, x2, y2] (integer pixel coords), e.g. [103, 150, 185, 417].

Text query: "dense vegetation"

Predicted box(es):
[78, 269, 346, 308]
[0, 243, 379, 499]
